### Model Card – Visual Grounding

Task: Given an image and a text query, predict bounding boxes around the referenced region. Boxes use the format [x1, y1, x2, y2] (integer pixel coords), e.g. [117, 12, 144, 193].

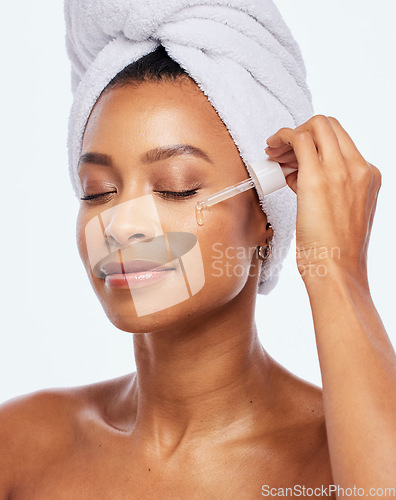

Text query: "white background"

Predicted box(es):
[0, 1, 395, 403]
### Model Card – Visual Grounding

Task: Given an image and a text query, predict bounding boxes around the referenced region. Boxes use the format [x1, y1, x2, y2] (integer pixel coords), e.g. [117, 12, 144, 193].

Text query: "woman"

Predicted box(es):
[0, 1, 395, 498]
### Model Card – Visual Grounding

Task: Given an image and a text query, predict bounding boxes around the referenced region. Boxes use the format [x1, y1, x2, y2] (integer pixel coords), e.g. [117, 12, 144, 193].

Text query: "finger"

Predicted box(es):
[265, 143, 292, 158]
[266, 149, 297, 164]
[268, 116, 344, 166]
[266, 127, 321, 172]
[266, 127, 294, 148]
[327, 117, 366, 163]
[285, 171, 298, 194]
[279, 162, 298, 173]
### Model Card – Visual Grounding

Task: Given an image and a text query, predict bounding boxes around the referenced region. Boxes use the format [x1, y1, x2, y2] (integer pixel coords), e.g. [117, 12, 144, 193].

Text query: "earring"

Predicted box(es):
[258, 242, 272, 261]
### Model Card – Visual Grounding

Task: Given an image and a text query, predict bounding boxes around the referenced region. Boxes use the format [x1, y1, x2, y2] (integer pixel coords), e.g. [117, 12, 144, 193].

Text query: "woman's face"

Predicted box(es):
[76, 77, 269, 333]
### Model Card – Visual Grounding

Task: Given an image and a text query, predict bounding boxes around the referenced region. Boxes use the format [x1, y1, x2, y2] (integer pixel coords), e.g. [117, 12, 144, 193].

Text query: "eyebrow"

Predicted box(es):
[78, 144, 213, 170]
[142, 144, 213, 164]
[78, 152, 113, 170]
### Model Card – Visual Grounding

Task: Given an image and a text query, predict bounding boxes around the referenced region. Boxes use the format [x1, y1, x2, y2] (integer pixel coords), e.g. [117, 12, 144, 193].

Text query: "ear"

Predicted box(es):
[254, 208, 273, 248]
[264, 221, 273, 242]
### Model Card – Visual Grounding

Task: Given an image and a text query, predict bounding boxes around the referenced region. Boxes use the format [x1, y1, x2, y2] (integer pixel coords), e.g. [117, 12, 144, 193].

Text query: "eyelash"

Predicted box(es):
[155, 189, 198, 200]
[80, 189, 199, 202]
[80, 192, 115, 202]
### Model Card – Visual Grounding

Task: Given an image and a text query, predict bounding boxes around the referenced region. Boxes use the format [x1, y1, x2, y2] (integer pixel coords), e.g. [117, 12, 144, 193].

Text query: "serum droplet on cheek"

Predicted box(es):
[195, 202, 205, 226]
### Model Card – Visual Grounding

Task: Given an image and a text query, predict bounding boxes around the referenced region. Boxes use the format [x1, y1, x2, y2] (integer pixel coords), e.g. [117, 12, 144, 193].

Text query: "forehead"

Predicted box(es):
[82, 79, 233, 155]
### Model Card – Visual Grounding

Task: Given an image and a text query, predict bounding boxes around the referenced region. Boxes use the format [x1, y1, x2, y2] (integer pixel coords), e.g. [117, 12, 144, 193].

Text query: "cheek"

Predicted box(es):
[196, 201, 260, 292]
[76, 208, 97, 276]
[76, 209, 86, 261]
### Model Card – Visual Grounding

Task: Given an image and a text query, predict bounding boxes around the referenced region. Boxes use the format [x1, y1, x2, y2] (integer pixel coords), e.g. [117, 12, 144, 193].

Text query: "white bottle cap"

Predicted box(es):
[248, 157, 288, 198]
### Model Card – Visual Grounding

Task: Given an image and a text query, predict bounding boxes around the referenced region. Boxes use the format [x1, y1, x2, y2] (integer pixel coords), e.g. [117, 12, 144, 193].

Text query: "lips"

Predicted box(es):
[100, 259, 175, 277]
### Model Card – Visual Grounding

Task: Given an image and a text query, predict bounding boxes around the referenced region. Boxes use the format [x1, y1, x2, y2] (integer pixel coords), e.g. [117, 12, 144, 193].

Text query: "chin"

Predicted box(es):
[99, 296, 201, 334]
[94, 276, 243, 335]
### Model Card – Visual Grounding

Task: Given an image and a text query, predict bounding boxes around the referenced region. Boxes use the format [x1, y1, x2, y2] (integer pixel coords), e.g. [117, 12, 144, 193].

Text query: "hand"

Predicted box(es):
[265, 115, 381, 284]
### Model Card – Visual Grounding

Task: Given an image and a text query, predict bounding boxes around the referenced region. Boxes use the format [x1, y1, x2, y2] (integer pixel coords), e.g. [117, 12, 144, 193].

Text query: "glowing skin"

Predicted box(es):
[0, 72, 393, 494]
[0, 79, 335, 498]
[77, 79, 272, 334]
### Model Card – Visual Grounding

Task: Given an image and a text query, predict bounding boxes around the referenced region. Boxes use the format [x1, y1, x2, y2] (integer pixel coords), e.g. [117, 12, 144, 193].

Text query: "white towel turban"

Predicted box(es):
[64, 0, 314, 295]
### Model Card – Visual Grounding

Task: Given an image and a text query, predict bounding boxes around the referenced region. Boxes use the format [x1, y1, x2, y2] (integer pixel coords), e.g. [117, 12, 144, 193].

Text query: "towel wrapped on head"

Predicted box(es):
[64, 0, 314, 295]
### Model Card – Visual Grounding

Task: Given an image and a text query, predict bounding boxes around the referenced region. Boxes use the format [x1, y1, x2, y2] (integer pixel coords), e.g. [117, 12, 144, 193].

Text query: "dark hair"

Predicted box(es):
[105, 45, 189, 91]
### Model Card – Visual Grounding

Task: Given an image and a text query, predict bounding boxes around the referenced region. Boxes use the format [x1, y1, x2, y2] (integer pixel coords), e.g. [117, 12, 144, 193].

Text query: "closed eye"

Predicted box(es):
[80, 191, 116, 202]
[80, 190, 199, 203]
[154, 189, 199, 200]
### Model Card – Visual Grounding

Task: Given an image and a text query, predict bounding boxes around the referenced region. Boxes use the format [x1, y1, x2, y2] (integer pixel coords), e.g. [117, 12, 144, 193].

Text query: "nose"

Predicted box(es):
[102, 196, 161, 247]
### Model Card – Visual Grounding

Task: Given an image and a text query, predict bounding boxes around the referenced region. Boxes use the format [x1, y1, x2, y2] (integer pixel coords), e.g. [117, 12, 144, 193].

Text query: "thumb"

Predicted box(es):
[284, 170, 298, 194]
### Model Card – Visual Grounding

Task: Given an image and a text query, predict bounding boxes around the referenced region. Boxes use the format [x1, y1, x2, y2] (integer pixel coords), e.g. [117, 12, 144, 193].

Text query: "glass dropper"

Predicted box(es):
[194, 158, 291, 226]
[195, 178, 255, 225]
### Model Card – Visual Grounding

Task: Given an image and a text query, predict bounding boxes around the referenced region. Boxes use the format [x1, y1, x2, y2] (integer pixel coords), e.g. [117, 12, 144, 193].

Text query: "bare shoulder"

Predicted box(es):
[0, 387, 77, 498]
[0, 373, 135, 497]
[0, 372, 135, 440]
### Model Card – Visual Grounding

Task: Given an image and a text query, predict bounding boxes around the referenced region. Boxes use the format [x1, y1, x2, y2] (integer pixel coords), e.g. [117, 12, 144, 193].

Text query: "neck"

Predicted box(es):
[127, 288, 277, 455]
